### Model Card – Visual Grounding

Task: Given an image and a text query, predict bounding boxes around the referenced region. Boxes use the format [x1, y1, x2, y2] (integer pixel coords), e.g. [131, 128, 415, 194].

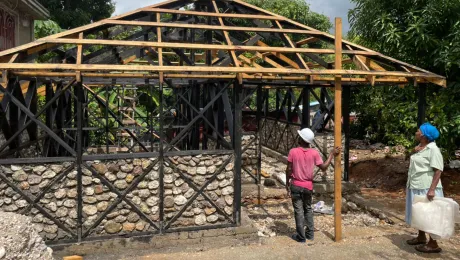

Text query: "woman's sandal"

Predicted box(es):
[406, 237, 427, 245]
[415, 244, 442, 253]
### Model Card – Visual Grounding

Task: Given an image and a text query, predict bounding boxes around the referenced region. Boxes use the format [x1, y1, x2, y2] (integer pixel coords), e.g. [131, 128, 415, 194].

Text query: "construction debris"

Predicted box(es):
[0, 211, 54, 260]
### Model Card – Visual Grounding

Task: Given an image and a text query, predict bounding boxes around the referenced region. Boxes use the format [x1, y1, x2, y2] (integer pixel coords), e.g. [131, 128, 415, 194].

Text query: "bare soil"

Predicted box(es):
[349, 149, 460, 208]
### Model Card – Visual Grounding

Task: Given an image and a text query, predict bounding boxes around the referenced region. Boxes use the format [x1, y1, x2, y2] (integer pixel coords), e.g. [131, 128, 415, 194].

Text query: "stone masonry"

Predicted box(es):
[0, 154, 235, 242]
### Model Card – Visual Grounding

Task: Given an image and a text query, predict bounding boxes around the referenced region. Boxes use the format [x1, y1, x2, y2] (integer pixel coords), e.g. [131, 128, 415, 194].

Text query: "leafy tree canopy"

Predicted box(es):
[245, 0, 332, 32]
[38, 0, 115, 29]
[348, 0, 460, 158]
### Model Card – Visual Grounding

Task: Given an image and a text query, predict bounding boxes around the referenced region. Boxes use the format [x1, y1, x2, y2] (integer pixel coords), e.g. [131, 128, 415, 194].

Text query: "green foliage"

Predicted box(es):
[38, 0, 115, 29]
[348, 0, 460, 159]
[245, 0, 332, 32]
[34, 20, 63, 39]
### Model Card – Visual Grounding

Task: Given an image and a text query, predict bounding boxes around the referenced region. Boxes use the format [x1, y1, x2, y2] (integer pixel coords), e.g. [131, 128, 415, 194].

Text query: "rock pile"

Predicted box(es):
[0, 211, 54, 260]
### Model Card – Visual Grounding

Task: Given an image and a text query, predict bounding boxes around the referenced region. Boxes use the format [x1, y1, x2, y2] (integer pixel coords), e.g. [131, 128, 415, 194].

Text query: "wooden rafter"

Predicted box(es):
[0, 0, 446, 87]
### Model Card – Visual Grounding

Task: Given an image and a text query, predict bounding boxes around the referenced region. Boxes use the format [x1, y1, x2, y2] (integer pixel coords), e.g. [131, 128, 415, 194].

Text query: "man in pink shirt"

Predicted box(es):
[286, 128, 340, 243]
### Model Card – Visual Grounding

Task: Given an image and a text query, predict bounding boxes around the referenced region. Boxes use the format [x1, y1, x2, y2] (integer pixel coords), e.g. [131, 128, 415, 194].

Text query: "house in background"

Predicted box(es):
[0, 0, 49, 51]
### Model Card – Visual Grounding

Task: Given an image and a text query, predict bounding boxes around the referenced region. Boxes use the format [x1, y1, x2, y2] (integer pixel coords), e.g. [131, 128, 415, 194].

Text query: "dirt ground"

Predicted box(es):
[349, 148, 460, 204]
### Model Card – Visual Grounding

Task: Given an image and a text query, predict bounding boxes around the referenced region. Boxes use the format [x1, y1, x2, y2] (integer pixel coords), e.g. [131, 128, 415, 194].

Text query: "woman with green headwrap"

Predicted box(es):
[405, 122, 444, 253]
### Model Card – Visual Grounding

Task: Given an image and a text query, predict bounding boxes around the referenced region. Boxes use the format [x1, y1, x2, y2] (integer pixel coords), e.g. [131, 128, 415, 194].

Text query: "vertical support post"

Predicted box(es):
[76, 31, 84, 242]
[233, 79, 243, 225]
[302, 87, 310, 128]
[342, 86, 350, 182]
[417, 84, 426, 127]
[334, 17, 343, 242]
[158, 81, 165, 233]
[256, 85, 263, 205]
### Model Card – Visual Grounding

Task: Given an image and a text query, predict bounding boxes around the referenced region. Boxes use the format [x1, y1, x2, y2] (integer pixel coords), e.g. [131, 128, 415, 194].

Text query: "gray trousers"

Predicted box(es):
[290, 184, 314, 240]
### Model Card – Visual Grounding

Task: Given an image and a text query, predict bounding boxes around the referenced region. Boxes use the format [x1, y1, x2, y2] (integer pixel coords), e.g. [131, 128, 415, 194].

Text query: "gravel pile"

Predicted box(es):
[0, 211, 54, 260]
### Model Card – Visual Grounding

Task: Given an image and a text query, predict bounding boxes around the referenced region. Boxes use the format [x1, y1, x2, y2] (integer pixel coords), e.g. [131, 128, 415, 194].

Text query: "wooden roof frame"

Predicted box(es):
[0, 0, 446, 87]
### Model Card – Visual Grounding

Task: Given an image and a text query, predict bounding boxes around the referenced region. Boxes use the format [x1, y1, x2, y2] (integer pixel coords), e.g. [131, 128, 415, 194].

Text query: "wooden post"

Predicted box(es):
[334, 17, 343, 242]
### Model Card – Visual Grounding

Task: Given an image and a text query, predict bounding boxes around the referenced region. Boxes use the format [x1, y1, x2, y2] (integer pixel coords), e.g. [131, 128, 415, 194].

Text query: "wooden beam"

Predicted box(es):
[29, 38, 377, 55]
[212, 0, 241, 70]
[334, 17, 342, 243]
[274, 21, 310, 70]
[76, 32, 84, 82]
[104, 20, 322, 35]
[148, 8, 283, 20]
[296, 37, 319, 46]
[0, 63, 446, 80]
[156, 13, 164, 83]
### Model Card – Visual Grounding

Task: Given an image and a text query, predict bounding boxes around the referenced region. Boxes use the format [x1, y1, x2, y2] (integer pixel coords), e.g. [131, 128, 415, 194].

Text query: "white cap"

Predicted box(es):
[297, 128, 315, 144]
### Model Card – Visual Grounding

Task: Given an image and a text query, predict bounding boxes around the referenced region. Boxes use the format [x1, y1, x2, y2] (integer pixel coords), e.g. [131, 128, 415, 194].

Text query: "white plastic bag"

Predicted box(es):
[411, 195, 460, 239]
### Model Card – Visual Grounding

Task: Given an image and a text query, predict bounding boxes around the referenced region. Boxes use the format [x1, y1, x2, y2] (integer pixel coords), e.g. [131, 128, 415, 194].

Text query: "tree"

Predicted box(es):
[38, 0, 115, 29]
[348, 0, 460, 158]
[245, 0, 332, 32]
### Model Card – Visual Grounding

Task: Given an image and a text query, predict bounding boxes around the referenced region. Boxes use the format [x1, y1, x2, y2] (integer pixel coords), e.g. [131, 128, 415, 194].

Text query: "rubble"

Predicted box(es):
[0, 211, 54, 260]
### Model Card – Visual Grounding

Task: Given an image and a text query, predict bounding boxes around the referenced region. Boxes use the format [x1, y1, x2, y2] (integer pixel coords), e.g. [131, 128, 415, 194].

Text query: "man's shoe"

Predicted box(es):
[291, 234, 306, 243]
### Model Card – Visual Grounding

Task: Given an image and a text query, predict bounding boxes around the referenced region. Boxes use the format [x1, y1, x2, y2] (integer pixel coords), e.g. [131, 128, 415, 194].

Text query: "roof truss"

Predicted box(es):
[0, 0, 446, 87]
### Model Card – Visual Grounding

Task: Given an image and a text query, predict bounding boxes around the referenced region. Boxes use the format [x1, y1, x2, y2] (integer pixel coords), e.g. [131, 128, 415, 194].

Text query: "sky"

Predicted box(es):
[113, 0, 356, 33]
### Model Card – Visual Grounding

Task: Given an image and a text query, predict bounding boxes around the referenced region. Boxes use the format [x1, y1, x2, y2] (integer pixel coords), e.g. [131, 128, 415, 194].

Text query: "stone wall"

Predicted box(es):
[0, 154, 235, 242]
[260, 119, 345, 180]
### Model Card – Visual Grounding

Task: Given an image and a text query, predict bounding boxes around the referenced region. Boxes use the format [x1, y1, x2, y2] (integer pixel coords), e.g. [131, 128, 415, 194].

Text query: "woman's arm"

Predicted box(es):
[427, 168, 442, 201]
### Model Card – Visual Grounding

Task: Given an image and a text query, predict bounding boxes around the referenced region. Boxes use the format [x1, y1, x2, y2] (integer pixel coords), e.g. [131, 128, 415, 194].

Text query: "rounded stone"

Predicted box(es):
[222, 186, 234, 196]
[67, 189, 77, 198]
[93, 163, 107, 174]
[164, 175, 173, 184]
[97, 201, 109, 212]
[225, 163, 234, 171]
[12, 170, 28, 182]
[42, 170, 57, 179]
[56, 208, 68, 218]
[132, 166, 143, 176]
[82, 176, 93, 185]
[15, 200, 28, 208]
[120, 164, 134, 173]
[187, 167, 196, 175]
[43, 224, 58, 234]
[206, 214, 218, 223]
[194, 214, 206, 225]
[105, 173, 117, 182]
[104, 221, 122, 234]
[174, 179, 184, 187]
[138, 189, 150, 199]
[126, 174, 135, 183]
[107, 163, 119, 173]
[148, 181, 159, 190]
[225, 195, 233, 206]
[64, 200, 76, 208]
[204, 208, 216, 215]
[184, 189, 194, 199]
[196, 167, 207, 175]
[138, 181, 148, 189]
[132, 196, 141, 205]
[27, 174, 42, 185]
[174, 195, 187, 206]
[151, 206, 159, 215]
[123, 223, 136, 232]
[114, 180, 128, 190]
[46, 202, 57, 212]
[116, 171, 127, 179]
[20, 182, 30, 190]
[83, 205, 98, 216]
[54, 189, 66, 199]
[84, 187, 95, 196]
[94, 185, 104, 194]
[164, 196, 174, 208]
[114, 215, 127, 223]
[146, 197, 159, 207]
[127, 212, 140, 222]
[83, 197, 97, 204]
[33, 165, 47, 174]
[135, 221, 145, 231]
